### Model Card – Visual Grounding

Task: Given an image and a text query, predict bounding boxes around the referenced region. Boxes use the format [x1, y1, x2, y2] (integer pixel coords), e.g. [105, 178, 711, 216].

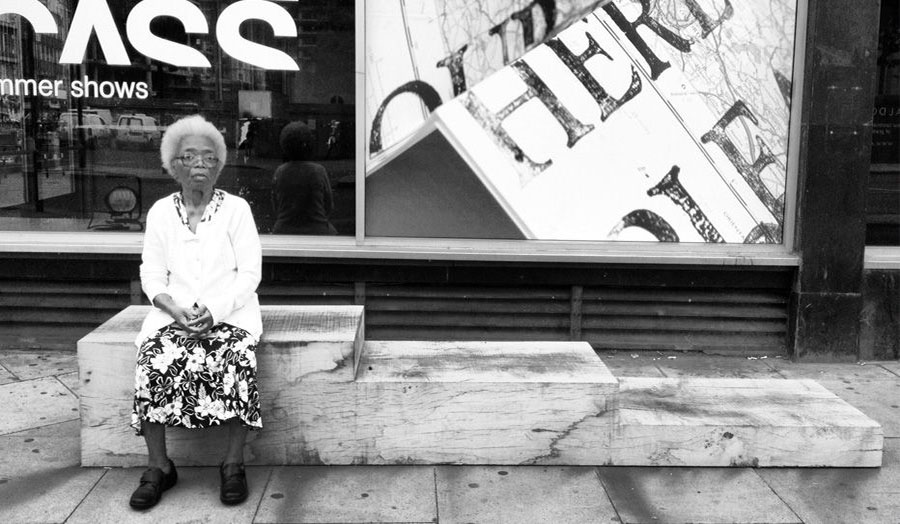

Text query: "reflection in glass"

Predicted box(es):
[0, 0, 355, 236]
[271, 121, 338, 235]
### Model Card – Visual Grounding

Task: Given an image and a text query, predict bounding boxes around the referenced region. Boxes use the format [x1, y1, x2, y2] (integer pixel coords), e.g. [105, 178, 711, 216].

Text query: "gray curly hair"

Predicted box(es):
[160, 115, 227, 177]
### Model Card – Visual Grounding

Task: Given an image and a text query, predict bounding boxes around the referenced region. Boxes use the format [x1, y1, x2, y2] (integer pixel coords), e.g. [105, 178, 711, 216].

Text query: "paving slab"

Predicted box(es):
[598, 467, 801, 524]
[758, 438, 900, 524]
[255, 466, 437, 524]
[0, 420, 104, 524]
[652, 355, 784, 379]
[435, 466, 615, 524]
[3, 418, 81, 462]
[0, 350, 77, 381]
[0, 376, 79, 435]
[820, 379, 900, 437]
[0, 363, 17, 385]
[67, 466, 270, 524]
[878, 361, 900, 377]
[594, 352, 665, 377]
[56, 371, 79, 397]
[766, 361, 897, 381]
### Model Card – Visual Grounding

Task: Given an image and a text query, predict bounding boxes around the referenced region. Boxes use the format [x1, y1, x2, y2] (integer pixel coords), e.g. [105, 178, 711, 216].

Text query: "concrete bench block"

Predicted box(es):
[607, 377, 883, 467]
[351, 341, 618, 464]
[77, 305, 364, 467]
[77, 306, 883, 468]
[79, 307, 617, 466]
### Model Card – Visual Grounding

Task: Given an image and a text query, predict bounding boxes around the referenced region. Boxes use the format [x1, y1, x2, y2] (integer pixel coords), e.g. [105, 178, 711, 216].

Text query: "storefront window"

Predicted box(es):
[365, 0, 800, 244]
[868, 0, 900, 246]
[0, 0, 355, 236]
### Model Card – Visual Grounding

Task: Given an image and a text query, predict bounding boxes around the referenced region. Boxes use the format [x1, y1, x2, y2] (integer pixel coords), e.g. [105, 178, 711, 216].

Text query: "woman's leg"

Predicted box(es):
[223, 418, 248, 464]
[130, 420, 177, 509]
[219, 418, 250, 504]
[142, 421, 172, 472]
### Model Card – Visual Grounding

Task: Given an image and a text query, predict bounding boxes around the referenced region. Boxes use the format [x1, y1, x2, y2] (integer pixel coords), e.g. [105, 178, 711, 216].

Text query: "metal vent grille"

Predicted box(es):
[0, 280, 132, 349]
[0, 259, 793, 356]
[360, 281, 789, 354]
[580, 286, 788, 353]
[364, 284, 572, 341]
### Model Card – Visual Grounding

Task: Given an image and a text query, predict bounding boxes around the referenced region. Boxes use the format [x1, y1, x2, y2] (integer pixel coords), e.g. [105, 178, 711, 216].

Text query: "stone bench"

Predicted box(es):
[77, 306, 618, 466]
[78, 305, 365, 467]
[77, 305, 883, 467]
[609, 377, 883, 467]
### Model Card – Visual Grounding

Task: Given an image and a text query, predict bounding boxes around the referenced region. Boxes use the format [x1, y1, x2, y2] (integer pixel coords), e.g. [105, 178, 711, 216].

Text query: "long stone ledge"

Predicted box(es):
[77, 306, 882, 467]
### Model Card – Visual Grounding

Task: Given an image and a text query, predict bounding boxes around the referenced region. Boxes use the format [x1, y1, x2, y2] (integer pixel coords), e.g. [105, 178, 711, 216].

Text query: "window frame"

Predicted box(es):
[0, 0, 811, 267]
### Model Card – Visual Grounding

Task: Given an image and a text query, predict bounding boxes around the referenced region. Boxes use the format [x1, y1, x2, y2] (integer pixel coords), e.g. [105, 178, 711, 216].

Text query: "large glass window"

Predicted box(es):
[365, 0, 801, 244]
[868, 0, 900, 246]
[0, 0, 355, 236]
[2, 0, 809, 253]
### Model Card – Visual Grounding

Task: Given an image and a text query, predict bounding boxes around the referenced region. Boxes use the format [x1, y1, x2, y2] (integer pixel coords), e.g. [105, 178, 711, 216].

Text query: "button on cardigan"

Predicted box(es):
[136, 190, 263, 346]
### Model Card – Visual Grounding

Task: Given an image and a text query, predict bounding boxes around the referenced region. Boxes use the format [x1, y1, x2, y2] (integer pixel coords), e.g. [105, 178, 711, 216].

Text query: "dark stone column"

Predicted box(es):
[860, 271, 900, 360]
[791, 0, 881, 360]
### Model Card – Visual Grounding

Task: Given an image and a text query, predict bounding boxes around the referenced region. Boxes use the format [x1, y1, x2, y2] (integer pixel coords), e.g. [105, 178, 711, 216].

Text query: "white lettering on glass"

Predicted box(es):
[59, 0, 130, 65]
[216, 0, 300, 71]
[7, 0, 303, 71]
[126, 0, 212, 67]
[0, 0, 57, 33]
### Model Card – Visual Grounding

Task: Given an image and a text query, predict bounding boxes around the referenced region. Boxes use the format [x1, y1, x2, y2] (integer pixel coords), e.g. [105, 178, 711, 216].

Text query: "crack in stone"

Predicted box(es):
[519, 407, 608, 465]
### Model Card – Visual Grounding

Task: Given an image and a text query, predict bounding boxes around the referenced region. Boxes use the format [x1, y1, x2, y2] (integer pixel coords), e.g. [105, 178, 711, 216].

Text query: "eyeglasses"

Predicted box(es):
[176, 153, 219, 167]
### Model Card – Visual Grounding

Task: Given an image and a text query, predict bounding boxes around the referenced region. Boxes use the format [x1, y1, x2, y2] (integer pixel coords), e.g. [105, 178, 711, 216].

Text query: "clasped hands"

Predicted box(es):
[174, 303, 214, 335]
[153, 294, 214, 336]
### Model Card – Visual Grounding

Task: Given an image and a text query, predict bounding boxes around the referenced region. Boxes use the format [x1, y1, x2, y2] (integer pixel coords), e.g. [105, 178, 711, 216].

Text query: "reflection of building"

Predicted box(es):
[877, 3, 900, 95]
[76, 0, 354, 129]
[33, 0, 68, 87]
[0, 2, 72, 212]
[1, 3, 69, 102]
[0, 17, 21, 81]
[1, 0, 68, 82]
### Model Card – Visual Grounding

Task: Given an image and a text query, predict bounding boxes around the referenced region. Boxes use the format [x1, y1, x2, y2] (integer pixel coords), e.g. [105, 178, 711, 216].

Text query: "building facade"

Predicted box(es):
[0, 0, 896, 359]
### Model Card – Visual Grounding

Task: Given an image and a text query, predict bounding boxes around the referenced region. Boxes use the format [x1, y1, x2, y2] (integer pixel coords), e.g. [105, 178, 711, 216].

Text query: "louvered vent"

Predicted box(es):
[0, 279, 132, 349]
[258, 283, 355, 306]
[364, 284, 572, 341]
[580, 286, 788, 353]
[0, 259, 793, 355]
[361, 280, 788, 354]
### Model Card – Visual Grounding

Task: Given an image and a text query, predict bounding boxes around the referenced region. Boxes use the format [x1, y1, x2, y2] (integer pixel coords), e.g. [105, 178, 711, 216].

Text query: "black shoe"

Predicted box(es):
[220, 463, 248, 505]
[129, 459, 178, 510]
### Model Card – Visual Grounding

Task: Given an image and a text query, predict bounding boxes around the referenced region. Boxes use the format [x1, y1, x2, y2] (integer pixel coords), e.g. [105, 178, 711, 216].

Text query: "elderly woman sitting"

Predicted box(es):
[129, 115, 263, 510]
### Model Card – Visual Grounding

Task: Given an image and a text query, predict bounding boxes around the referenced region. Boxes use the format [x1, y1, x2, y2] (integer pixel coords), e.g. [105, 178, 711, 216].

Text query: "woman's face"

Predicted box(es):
[173, 135, 220, 193]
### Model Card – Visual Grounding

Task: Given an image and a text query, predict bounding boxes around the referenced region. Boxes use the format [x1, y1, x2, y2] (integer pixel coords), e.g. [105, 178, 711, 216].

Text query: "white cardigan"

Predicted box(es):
[136, 190, 263, 346]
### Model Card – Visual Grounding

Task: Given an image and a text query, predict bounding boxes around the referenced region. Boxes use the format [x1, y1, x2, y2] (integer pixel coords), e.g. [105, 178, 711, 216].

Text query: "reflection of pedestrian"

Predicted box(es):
[271, 121, 337, 235]
[237, 119, 256, 162]
[325, 119, 341, 159]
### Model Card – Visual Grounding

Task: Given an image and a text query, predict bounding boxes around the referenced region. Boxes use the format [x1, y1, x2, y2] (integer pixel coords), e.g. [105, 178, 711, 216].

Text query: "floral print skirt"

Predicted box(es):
[131, 323, 263, 435]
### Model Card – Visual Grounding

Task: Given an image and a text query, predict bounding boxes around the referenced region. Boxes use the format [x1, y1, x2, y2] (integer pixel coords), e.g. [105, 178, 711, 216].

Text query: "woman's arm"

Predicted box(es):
[140, 203, 205, 332]
[201, 198, 262, 325]
[139, 204, 169, 305]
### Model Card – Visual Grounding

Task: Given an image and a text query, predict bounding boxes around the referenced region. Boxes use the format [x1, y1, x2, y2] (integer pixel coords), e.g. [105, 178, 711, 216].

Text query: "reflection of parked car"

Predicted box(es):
[58, 112, 111, 148]
[0, 123, 24, 176]
[112, 114, 164, 150]
[58, 108, 112, 125]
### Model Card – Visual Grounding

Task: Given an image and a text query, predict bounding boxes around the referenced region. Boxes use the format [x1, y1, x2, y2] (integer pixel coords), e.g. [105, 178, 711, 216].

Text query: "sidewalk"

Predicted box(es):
[1, 348, 898, 523]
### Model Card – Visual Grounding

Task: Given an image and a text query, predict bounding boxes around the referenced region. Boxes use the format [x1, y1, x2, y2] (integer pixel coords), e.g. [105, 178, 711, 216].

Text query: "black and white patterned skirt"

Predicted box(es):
[131, 323, 263, 434]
